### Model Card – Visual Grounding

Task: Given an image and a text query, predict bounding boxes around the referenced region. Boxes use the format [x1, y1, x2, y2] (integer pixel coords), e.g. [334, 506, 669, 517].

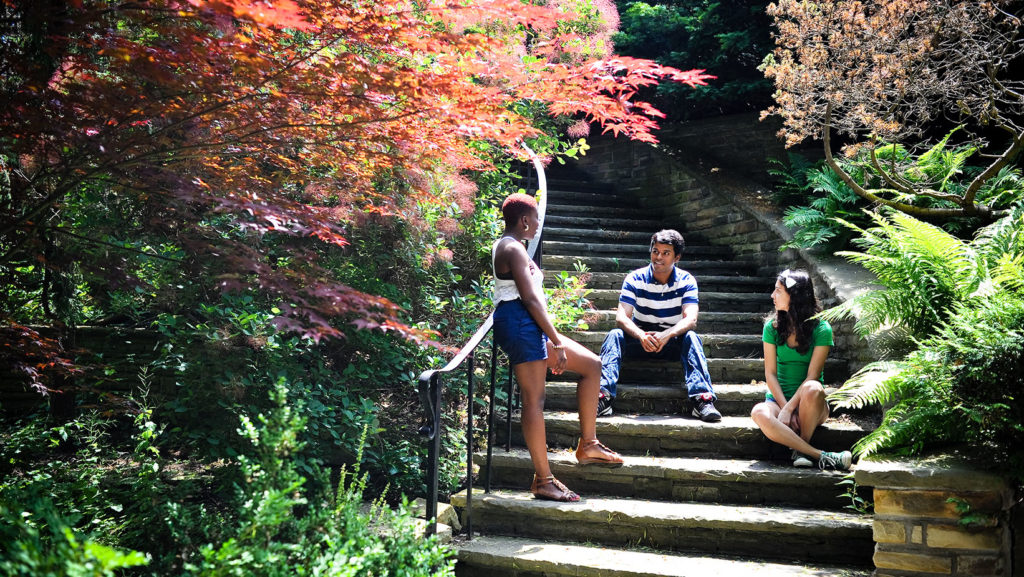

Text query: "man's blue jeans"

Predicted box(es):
[599, 328, 715, 401]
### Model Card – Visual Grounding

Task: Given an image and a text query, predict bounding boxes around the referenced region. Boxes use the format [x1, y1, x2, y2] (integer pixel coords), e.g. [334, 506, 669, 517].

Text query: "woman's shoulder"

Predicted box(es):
[762, 317, 778, 342]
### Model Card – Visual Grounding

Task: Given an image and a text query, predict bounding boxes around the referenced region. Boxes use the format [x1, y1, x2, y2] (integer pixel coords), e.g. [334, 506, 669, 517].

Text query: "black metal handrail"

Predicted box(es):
[418, 142, 547, 538]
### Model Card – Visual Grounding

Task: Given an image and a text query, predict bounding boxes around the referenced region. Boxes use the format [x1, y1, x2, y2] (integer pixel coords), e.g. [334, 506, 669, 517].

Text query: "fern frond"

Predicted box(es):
[916, 126, 963, 169]
[975, 202, 1024, 260]
[992, 254, 1024, 293]
[828, 361, 905, 409]
[853, 399, 964, 458]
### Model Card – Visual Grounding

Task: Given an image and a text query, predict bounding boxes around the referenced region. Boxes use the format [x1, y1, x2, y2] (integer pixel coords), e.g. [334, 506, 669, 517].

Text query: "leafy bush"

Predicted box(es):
[613, 0, 774, 119]
[0, 492, 149, 577]
[828, 205, 1024, 479]
[545, 262, 598, 332]
[0, 383, 457, 576]
[187, 383, 456, 577]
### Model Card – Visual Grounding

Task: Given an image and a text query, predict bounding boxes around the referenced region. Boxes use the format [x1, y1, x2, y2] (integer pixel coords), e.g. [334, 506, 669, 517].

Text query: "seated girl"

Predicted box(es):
[750, 269, 852, 470]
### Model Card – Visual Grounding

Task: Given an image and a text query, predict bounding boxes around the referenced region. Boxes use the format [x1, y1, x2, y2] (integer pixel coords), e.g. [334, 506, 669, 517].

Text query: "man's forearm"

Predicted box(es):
[617, 316, 646, 340]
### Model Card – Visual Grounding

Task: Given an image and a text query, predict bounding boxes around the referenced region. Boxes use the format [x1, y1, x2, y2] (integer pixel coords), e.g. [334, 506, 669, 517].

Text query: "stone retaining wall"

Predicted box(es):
[857, 458, 1019, 577]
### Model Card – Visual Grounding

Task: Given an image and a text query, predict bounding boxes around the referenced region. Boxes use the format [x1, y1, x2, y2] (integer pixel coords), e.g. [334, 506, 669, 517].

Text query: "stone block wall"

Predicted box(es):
[858, 459, 1017, 576]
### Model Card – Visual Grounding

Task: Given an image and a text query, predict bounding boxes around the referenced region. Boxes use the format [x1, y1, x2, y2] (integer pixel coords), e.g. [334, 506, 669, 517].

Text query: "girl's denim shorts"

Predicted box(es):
[493, 299, 548, 365]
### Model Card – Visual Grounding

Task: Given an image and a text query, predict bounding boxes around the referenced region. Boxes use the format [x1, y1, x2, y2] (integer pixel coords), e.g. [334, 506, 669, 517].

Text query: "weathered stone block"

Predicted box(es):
[955, 554, 1002, 576]
[875, 489, 1002, 519]
[874, 550, 952, 574]
[926, 525, 1001, 550]
[874, 519, 907, 544]
[912, 525, 923, 544]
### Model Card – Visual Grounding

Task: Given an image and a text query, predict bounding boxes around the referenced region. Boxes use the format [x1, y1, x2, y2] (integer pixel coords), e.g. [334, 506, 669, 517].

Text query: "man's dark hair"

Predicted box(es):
[650, 229, 685, 257]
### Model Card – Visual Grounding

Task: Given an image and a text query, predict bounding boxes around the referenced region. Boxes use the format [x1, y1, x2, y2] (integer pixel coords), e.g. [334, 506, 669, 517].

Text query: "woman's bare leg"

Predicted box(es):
[750, 401, 824, 459]
[546, 337, 602, 441]
[791, 381, 830, 443]
[514, 359, 553, 478]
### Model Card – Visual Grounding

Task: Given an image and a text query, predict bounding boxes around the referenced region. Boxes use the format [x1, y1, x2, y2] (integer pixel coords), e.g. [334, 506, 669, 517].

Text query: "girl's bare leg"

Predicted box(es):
[750, 401, 824, 459]
[791, 381, 830, 443]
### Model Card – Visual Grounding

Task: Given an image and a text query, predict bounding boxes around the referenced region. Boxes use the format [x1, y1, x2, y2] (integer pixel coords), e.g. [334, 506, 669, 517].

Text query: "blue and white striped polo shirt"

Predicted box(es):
[619, 265, 699, 331]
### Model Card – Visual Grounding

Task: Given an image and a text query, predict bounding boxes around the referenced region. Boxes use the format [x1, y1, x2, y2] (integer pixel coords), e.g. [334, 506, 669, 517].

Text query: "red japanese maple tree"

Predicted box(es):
[0, 0, 712, 390]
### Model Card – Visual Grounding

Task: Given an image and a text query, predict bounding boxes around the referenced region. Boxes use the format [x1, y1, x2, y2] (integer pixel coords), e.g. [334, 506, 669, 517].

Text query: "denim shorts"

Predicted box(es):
[493, 299, 548, 365]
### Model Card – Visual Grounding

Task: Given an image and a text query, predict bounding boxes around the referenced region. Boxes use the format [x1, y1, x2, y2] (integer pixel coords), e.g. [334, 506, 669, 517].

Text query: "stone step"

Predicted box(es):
[568, 331, 763, 358]
[449, 490, 874, 565]
[542, 227, 655, 244]
[543, 255, 759, 276]
[545, 271, 771, 291]
[475, 448, 860, 509]
[542, 382, 870, 419]
[542, 228, 715, 247]
[544, 382, 770, 416]
[545, 181, 612, 195]
[456, 536, 873, 577]
[545, 190, 633, 206]
[547, 203, 661, 219]
[498, 412, 866, 458]
[543, 240, 732, 259]
[557, 357, 850, 384]
[573, 310, 766, 334]
[581, 288, 769, 312]
[544, 214, 666, 231]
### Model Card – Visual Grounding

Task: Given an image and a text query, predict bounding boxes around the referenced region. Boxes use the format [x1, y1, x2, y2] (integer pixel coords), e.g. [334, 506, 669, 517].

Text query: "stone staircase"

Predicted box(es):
[450, 169, 876, 576]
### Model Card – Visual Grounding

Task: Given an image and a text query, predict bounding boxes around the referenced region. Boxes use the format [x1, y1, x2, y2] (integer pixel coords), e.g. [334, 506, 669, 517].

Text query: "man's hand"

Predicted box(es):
[640, 332, 662, 352]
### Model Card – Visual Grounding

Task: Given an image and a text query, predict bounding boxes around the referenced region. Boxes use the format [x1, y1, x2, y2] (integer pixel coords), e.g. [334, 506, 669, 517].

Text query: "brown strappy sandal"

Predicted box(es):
[575, 438, 624, 467]
[530, 474, 580, 502]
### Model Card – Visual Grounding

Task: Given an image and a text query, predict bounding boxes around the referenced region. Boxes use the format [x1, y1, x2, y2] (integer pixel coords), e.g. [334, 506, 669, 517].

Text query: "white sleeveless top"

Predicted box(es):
[492, 236, 545, 304]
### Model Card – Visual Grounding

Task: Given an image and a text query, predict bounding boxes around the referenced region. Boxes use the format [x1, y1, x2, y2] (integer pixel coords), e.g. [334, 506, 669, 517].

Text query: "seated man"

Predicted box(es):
[597, 229, 721, 422]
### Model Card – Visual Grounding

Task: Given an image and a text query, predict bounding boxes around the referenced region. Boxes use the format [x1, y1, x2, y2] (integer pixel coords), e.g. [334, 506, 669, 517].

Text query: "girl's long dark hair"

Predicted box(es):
[771, 269, 821, 354]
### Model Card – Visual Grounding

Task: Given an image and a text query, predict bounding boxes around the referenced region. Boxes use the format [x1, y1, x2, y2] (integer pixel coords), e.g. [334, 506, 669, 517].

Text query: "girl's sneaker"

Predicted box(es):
[791, 450, 813, 468]
[818, 450, 853, 471]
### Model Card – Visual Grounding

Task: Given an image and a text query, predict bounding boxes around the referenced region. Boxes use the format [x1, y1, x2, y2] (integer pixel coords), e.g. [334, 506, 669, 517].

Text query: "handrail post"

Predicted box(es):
[465, 352, 474, 540]
[421, 372, 441, 536]
[485, 338, 498, 493]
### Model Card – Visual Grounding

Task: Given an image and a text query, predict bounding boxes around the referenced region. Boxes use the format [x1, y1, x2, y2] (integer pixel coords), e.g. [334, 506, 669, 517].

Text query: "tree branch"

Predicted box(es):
[822, 102, 996, 220]
[963, 122, 1024, 206]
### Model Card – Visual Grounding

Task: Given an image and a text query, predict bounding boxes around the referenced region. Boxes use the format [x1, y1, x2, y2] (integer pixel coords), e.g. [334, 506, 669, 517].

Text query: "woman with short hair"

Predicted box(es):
[492, 193, 622, 502]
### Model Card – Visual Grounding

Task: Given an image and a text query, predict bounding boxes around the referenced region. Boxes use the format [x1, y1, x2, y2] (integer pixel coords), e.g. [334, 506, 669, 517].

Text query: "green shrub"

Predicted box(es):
[0, 492, 149, 577]
[186, 382, 456, 577]
[829, 205, 1024, 479]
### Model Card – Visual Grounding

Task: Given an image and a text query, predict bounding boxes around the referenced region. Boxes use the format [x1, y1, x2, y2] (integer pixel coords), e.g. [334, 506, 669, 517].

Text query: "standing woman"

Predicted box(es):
[492, 193, 623, 502]
[750, 269, 852, 470]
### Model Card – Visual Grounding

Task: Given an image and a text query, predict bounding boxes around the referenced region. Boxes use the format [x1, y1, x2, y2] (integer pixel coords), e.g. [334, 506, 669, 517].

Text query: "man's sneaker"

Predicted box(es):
[690, 393, 721, 423]
[791, 450, 813, 468]
[818, 450, 853, 471]
[596, 390, 614, 417]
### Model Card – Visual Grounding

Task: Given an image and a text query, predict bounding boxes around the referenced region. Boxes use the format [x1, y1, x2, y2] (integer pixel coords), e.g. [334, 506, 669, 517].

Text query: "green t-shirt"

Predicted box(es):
[762, 318, 834, 400]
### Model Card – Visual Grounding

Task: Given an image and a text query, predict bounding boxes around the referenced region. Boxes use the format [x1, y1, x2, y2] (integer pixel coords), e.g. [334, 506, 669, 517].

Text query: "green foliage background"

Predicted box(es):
[0, 126, 594, 573]
[613, 0, 773, 119]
